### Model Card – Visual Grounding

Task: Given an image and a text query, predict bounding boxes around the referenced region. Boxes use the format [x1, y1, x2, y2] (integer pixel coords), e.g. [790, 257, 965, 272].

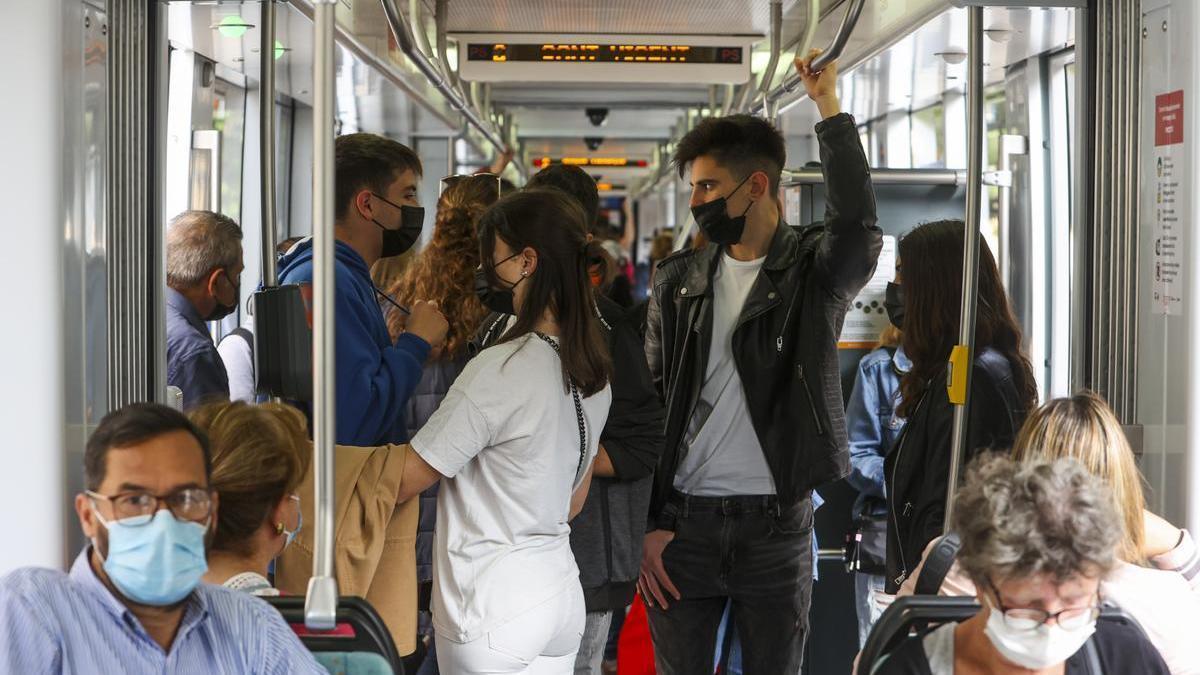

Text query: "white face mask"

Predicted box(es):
[983, 599, 1097, 670]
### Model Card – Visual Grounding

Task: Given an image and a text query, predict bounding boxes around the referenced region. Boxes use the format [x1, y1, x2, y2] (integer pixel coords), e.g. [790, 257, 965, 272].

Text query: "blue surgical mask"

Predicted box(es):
[94, 509, 209, 606]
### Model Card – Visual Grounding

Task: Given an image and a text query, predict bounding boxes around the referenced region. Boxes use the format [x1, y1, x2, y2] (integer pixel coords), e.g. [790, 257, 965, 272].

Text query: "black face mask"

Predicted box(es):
[371, 193, 425, 258]
[205, 271, 239, 322]
[884, 281, 904, 329]
[474, 253, 523, 315]
[690, 174, 754, 246]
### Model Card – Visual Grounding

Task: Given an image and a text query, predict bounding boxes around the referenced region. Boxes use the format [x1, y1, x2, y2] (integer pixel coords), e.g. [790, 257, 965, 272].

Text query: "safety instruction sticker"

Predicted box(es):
[839, 235, 896, 348]
[1153, 90, 1184, 315]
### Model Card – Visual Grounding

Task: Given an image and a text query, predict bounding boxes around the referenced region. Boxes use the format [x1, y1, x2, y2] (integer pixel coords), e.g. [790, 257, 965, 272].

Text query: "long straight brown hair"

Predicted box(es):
[896, 219, 1037, 418]
[477, 189, 611, 396]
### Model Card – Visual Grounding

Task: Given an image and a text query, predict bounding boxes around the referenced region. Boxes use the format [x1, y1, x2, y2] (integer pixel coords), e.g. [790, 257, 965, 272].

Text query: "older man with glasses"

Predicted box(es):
[0, 402, 326, 674]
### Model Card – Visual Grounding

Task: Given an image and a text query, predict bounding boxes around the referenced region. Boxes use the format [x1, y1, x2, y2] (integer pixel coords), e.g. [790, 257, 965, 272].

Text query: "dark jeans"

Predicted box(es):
[646, 491, 814, 675]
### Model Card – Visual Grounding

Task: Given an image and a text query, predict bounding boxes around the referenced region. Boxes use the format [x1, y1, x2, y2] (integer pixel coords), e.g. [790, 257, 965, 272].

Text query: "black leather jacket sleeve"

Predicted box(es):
[645, 280, 666, 400]
[812, 112, 883, 300]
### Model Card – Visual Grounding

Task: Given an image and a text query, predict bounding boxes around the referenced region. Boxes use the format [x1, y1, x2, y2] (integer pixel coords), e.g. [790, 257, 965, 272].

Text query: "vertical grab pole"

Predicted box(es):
[944, 6, 985, 531]
[305, 0, 339, 631]
[260, 0, 279, 287]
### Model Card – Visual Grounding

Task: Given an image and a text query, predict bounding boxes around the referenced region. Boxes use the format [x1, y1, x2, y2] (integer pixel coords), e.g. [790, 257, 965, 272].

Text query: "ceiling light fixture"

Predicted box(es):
[213, 15, 255, 39]
[935, 48, 968, 65]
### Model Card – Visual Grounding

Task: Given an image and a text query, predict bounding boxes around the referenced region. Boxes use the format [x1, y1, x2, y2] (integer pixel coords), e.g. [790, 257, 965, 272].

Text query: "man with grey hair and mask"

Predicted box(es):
[166, 210, 244, 411]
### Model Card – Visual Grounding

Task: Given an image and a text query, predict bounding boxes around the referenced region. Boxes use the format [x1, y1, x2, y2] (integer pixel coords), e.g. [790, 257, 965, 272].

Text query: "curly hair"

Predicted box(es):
[953, 454, 1120, 587]
[386, 174, 498, 358]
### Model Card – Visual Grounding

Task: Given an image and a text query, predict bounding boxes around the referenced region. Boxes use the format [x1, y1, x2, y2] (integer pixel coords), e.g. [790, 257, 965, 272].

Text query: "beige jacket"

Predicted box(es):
[275, 443, 419, 656]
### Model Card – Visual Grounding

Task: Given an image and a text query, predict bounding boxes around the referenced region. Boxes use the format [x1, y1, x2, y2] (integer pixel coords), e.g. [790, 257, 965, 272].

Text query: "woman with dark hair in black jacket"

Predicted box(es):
[883, 219, 1037, 594]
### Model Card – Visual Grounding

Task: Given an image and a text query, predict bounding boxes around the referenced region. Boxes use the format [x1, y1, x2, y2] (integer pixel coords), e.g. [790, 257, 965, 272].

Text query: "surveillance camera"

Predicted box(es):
[586, 107, 609, 127]
[584, 137, 604, 151]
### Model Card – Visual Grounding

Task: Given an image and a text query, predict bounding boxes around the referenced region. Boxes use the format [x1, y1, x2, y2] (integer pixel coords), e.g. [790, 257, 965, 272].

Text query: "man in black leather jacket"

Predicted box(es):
[638, 52, 880, 674]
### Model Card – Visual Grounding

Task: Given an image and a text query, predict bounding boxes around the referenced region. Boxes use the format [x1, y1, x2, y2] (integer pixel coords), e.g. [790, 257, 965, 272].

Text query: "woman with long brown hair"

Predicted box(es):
[394, 188, 613, 673]
[883, 219, 1037, 595]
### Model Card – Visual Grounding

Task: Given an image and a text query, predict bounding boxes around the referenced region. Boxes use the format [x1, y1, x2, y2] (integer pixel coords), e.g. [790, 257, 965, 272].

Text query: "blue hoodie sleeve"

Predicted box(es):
[845, 355, 888, 500]
[333, 279, 431, 446]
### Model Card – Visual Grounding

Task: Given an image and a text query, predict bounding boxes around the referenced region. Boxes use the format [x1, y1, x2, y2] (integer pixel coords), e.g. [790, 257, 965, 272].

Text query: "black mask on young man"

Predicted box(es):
[690, 174, 754, 246]
[371, 193, 425, 258]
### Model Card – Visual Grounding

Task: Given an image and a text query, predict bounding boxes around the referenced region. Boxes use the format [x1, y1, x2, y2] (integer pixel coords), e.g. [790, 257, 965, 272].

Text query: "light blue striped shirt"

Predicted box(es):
[0, 550, 327, 674]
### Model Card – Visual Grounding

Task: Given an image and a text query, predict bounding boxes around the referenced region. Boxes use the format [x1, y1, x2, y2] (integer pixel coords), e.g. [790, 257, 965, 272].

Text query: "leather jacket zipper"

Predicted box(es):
[888, 392, 927, 587]
[796, 365, 825, 436]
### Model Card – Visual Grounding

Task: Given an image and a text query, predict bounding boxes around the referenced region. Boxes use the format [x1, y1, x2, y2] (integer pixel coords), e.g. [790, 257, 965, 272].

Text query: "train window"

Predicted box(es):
[983, 87, 1007, 257]
[911, 104, 945, 168]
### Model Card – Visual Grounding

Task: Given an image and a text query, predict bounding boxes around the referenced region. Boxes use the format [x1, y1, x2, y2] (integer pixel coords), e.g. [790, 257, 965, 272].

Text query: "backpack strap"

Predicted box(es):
[914, 532, 961, 595]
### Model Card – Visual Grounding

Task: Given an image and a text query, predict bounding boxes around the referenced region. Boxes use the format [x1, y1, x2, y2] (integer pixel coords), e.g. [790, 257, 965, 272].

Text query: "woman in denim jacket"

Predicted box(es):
[845, 324, 909, 646]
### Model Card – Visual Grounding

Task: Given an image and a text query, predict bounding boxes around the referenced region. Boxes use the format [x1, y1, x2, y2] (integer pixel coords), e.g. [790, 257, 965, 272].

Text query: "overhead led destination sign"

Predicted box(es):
[532, 157, 649, 168]
[467, 43, 744, 65]
[454, 33, 752, 84]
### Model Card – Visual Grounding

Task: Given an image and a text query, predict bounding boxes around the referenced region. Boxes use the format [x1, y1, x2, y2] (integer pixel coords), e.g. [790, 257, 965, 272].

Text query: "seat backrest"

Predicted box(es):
[858, 595, 979, 673]
[314, 651, 394, 675]
[859, 595, 1153, 675]
[253, 285, 313, 401]
[264, 596, 403, 674]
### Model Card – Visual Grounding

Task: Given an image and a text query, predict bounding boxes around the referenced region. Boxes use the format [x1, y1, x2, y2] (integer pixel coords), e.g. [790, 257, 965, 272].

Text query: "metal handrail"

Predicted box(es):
[379, 0, 527, 180]
[753, 0, 784, 111]
[260, 0, 279, 287]
[305, 0, 339, 631]
[943, 6, 985, 531]
[782, 168, 966, 187]
[285, 0, 469, 150]
[750, 0, 866, 116]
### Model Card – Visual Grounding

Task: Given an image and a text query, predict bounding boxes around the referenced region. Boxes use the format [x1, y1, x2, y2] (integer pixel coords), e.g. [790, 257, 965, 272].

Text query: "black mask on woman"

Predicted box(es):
[884, 281, 905, 329]
[473, 252, 524, 315]
[690, 174, 754, 246]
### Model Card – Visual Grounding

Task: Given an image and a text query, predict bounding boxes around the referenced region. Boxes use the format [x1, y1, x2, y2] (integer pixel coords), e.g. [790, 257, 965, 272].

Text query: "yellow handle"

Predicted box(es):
[948, 345, 969, 405]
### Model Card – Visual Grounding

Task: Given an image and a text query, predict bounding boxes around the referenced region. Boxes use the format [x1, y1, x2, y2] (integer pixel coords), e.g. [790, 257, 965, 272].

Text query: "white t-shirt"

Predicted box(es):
[411, 333, 612, 643]
[674, 253, 777, 496]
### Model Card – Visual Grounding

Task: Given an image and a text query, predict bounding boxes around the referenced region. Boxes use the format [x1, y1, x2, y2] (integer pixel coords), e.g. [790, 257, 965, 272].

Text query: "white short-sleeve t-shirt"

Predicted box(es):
[411, 333, 612, 643]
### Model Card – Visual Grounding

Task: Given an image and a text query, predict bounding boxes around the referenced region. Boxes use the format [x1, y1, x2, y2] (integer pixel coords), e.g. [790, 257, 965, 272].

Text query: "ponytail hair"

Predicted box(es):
[478, 189, 611, 396]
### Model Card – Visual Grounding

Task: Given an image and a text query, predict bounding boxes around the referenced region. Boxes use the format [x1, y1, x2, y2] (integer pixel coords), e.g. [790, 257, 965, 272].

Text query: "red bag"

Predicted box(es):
[617, 595, 656, 675]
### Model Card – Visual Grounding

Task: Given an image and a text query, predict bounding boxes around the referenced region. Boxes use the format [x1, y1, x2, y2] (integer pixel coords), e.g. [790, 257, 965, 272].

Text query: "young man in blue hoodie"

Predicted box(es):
[278, 133, 449, 446]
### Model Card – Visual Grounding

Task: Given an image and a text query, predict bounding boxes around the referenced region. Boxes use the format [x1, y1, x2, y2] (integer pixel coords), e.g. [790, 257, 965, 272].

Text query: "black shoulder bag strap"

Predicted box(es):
[914, 532, 961, 595]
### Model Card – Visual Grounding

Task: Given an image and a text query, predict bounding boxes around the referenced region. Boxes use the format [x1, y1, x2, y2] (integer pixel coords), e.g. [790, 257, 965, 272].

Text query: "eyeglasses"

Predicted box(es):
[441, 172, 502, 196]
[86, 488, 214, 525]
[986, 578, 1101, 631]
